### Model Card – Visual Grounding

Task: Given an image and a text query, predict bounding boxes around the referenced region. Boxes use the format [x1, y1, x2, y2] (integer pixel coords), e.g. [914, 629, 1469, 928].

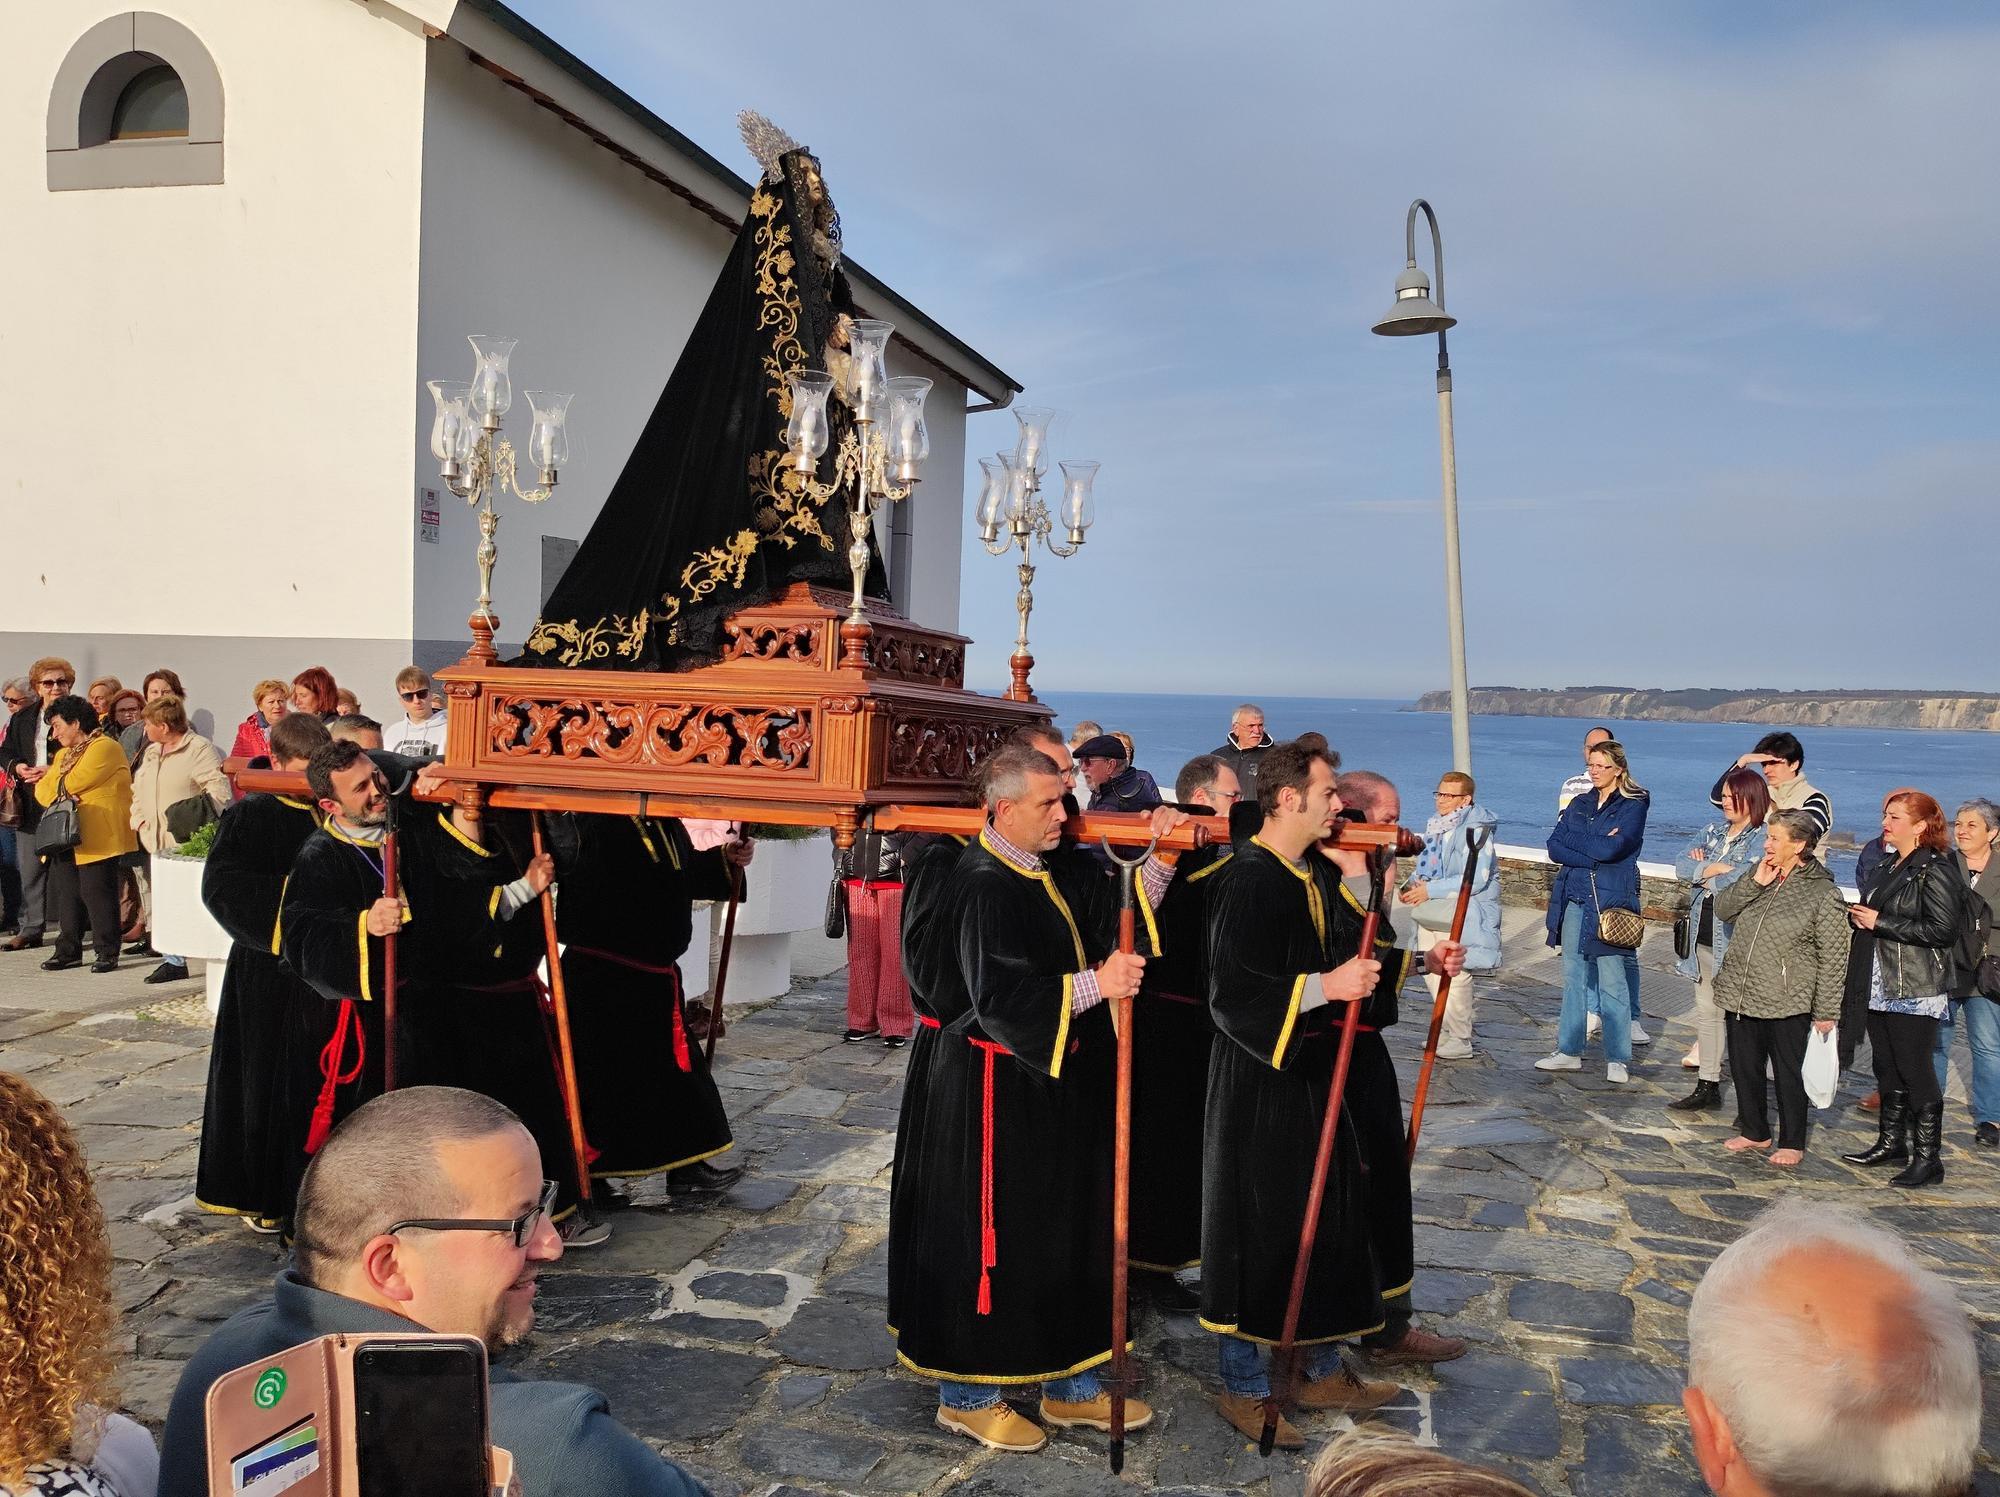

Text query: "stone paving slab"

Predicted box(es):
[4, 916, 1997, 1495]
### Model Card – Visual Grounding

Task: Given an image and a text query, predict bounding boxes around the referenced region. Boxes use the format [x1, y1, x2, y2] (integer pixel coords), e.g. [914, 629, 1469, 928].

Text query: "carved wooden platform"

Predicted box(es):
[433, 585, 1049, 844]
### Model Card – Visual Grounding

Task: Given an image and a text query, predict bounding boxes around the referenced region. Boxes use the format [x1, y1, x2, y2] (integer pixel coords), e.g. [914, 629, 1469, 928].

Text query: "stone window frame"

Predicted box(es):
[47, 12, 223, 191]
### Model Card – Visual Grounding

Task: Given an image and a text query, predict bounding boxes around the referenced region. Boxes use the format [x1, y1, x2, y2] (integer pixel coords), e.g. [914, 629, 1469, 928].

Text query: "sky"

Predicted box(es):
[507, 0, 1998, 698]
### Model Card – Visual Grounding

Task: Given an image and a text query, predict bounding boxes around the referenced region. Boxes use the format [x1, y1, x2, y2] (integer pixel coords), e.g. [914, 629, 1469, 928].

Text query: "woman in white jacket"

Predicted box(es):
[128, 696, 230, 985]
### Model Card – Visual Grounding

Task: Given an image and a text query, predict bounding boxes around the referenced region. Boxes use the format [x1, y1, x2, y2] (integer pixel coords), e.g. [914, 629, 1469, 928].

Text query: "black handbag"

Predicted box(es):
[824, 846, 850, 941]
[1978, 954, 2000, 1001]
[1673, 911, 1694, 961]
[33, 770, 81, 857]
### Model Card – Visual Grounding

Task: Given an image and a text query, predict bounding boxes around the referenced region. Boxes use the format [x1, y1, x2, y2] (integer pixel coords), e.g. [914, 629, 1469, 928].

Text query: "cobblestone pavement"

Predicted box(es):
[3, 915, 1996, 1497]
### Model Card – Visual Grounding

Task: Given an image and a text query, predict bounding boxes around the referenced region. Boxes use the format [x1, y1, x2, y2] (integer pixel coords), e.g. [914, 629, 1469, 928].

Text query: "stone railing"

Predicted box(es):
[1493, 843, 1857, 922]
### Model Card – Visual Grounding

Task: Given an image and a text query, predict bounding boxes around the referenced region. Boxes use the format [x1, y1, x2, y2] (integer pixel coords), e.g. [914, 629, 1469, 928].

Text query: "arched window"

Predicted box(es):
[47, 13, 223, 190]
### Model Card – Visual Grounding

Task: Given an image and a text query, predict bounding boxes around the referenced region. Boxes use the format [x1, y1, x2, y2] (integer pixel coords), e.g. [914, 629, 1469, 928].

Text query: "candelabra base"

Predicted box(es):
[1003, 652, 1037, 703]
[467, 609, 500, 663]
[839, 616, 872, 670]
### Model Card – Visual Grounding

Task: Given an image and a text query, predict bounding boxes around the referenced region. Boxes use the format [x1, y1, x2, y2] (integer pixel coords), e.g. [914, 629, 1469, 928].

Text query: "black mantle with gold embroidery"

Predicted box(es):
[519, 147, 884, 673]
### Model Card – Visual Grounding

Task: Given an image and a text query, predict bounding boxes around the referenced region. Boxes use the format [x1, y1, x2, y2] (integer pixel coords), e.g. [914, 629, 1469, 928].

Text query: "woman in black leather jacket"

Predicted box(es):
[1842, 790, 1966, 1188]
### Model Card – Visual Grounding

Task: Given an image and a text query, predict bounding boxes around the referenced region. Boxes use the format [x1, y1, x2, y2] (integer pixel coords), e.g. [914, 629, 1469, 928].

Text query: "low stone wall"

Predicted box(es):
[1496, 850, 1685, 924]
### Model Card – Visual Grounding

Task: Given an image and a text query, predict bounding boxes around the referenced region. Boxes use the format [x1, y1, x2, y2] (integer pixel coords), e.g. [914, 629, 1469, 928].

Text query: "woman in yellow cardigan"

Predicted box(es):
[34, 696, 137, 972]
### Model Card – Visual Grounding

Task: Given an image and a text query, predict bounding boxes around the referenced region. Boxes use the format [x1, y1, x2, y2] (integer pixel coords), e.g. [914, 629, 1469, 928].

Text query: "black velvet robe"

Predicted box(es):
[1128, 841, 1231, 1272]
[554, 814, 737, 1178]
[890, 834, 1122, 1385]
[194, 793, 322, 1224]
[1199, 840, 1414, 1345]
[1337, 872, 1418, 1304]
[886, 832, 971, 1339]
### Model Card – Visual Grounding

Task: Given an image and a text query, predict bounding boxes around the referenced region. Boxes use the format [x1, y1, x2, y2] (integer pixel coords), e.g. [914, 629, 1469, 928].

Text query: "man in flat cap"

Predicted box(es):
[1075, 734, 1163, 815]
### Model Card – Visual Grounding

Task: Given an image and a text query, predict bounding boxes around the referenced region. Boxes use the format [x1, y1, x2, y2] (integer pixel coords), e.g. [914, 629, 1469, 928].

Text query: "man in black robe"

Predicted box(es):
[1328, 769, 1470, 1369]
[194, 712, 332, 1230]
[890, 744, 1176, 1454]
[555, 814, 750, 1197]
[1126, 753, 1240, 1303]
[1200, 739, 1464, 1448]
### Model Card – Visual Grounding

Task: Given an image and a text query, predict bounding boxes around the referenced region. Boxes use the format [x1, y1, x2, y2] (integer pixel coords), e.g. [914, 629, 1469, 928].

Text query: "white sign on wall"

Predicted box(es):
[418, 487, 441, 544]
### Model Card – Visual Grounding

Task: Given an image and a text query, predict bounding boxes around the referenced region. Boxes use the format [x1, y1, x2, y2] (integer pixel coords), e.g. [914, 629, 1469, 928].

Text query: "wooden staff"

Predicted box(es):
[872, 802, 1424, 858]
[1101, 835, 1155, 1475]
[1261, 848, 1388, 1457]
[703, 853, 743, 1068]
[381, 802, 401, 1091]
[1405, 825, 1491, 1165]
[530, 812, 597, 1220]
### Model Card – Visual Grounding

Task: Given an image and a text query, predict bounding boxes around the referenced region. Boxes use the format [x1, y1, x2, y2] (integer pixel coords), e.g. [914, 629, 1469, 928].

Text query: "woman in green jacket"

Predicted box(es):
[1711, 808, 1849, 1167]
[34, 697, 138, 973]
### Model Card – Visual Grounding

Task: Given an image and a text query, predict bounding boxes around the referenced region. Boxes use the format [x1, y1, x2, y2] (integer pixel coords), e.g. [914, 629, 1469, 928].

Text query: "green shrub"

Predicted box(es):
[170, 820, 222, 860]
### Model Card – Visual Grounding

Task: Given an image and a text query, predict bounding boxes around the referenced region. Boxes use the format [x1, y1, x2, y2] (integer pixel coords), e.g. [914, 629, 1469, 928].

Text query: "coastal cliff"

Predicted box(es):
[1407, 687, 2000, 732]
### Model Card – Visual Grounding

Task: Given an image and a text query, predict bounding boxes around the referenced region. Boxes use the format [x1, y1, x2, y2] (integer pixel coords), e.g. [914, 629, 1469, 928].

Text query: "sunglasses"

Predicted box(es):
[386, 1179, 559, 1249]
[400, 689, 431, 701]
[39, 679, 73, 690]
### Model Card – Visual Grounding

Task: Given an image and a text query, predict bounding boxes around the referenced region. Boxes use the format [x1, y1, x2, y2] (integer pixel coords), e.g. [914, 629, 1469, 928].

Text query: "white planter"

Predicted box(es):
[150, 853, 232, 1018]
[708, 833, 831, 1002]
[680, 904, 713, 1000]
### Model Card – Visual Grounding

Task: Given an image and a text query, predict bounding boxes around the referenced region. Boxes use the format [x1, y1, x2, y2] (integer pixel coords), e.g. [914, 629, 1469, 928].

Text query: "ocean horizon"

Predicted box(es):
[994, 688, 1999, 884]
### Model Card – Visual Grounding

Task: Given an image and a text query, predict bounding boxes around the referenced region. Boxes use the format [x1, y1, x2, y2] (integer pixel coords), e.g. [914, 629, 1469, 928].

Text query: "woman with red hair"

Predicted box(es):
[1842, 790, 1966, 1189]
[289, 666, 339, 720]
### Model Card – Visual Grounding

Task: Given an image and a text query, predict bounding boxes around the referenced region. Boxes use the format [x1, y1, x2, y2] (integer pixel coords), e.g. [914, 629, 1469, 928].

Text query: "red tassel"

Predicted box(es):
[976, 1041, 998, 1314]
[305, 1001, 362, 1155]
[670, 988, 692, 1073]
[977, 1270, 992, 1316]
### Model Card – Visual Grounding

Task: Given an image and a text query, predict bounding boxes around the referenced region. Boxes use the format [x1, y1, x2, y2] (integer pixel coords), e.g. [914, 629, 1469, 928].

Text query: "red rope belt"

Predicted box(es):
[304, 999, 366, 1155]
[917, 1013, 1008, 1315]
[564, 945, 693, 1072]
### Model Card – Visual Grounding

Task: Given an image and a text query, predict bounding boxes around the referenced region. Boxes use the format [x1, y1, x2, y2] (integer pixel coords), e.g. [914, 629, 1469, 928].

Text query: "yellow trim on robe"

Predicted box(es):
[1051, 974, 1074, 1079]
[277, 796, 316, 813]
[270, 875, 289, 955]
[436, 811, 491, 856]
[1271, 972, 1308, 1068]
[1135, 871, 1162, 957]
[892, 1340, 1132, 1388]
[1378, 1275, 1415, 1301]
[1196, 1314, 1388, 1347]
[1252, 836, 1325, 944]
[1129, 1255, 1201, 1273]
[488, 886, 503, 920]
[1185, 851, 1233, 883]
[357, 912, 374, 1002]
[589, 1139, 733, 1182]
[632, 816, 661, 863]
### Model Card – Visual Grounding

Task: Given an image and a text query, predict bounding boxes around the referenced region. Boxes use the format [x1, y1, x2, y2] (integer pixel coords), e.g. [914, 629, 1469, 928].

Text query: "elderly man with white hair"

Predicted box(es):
[1684, 1199, 1981, 1497]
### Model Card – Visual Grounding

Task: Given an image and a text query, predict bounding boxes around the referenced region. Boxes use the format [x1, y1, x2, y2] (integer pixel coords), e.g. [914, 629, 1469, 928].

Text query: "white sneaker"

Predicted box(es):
[1586, 1014, 1601, 1039]
[1606, 1063, 1630, 1084]
[1630, 1024, 1652, 1046]
[1535, 1052, 1583, 1072]
[1436, 1039, 1475, 1061]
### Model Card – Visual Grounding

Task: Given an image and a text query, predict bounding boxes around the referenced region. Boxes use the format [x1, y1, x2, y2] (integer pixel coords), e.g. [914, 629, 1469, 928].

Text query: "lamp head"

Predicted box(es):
[1371, 262, 1455, 336]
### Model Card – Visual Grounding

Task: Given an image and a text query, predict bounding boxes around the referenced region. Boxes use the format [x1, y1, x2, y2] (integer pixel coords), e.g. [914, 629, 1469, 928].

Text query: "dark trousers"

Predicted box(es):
[1868, 1010, 1944, 1109]
[1726, 1011, 1812, 1150]
[0, 827, 20, 928]
[47, 853, 121, 964]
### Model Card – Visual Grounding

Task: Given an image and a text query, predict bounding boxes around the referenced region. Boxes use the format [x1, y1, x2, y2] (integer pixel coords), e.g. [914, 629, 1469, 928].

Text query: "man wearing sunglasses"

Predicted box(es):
[0, 657, 77, 951]
[158, 1086, 711, 1497]
[0, 677, 29, 935]
[389, 665, 449, 759]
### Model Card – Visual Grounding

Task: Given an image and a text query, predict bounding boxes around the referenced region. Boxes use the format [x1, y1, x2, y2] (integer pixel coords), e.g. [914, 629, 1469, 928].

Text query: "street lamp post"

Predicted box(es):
[1372, 198, 1471, 774]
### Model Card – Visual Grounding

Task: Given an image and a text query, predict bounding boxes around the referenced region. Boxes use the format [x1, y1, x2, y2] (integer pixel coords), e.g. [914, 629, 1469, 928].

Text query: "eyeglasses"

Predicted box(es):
[400, 689, 430, 701]
[1212, 787, 1243, 802]
[385, 1179, 558, 1248]
[1434, 789, 1471, 799]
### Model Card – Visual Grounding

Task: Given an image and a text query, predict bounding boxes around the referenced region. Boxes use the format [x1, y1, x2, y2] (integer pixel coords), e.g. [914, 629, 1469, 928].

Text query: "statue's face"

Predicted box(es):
[800, 158, 825, 206]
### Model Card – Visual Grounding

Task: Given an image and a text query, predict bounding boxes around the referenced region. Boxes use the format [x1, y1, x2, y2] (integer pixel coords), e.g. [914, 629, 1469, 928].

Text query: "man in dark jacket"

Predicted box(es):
[1208, 704, 1274, 805]
[158, 1086, 709, 1497]
[0, 656, 75, 950]
[1075, 734, 1161, 813]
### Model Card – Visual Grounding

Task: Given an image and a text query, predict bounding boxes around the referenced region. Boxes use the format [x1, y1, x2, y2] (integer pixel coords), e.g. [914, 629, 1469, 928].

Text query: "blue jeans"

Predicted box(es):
[1561, 902, 1631, 1063]
[1216, 1335, 1345, 1398]
[940, 1371, 1098, 1411]
[1959, 996, 2000, 1125]
[1588, 949, 1643, 1019]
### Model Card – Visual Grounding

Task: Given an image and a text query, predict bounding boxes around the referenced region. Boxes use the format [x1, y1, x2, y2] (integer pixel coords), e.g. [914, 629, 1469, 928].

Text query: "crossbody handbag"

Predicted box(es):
[33, 762, 82, 856]
[1590, 869, 1646, 950]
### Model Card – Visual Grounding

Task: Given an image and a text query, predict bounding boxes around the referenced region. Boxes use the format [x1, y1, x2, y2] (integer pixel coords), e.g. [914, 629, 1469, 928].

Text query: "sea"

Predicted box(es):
[1029, 690, 1999, 884]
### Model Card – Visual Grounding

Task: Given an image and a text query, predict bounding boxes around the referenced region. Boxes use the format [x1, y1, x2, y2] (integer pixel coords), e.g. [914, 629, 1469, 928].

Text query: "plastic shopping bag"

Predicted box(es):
[1803, 1026, 1838, 1110]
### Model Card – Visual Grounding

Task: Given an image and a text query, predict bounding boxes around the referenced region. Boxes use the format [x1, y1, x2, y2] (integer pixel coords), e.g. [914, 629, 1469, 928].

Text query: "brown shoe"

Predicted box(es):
[1215, 1392, 1303, 1450]
[1296, 1361, 1402, 1412]
[1040, 1392, 1153, 1432]
[2, 933, 43, 952]
[936, 1401, 1046, 1452]
[1859, 1090, 1881, 1113]
[1367, 1326, 1469, 1366]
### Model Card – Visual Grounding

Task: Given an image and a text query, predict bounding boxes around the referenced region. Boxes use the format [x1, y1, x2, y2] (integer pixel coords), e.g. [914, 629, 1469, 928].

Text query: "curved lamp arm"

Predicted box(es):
[1404, 198, 1451, 389]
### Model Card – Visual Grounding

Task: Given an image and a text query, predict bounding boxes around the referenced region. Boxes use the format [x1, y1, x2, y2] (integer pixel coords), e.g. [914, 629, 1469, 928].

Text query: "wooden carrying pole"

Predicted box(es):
[529, 813, 598, 1221]
[1261, 850, 1387, 1457]
[703, 859, 742, 1068]
[1101, 836, 1154, 1475]
[380, 808, 401, 1091]
[874, 804, 1422, 859]
[1405, 825, 1491, 1165]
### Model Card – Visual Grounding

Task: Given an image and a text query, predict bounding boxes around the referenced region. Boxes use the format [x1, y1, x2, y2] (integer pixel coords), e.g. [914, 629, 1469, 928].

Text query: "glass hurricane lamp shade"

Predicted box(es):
[1010, 405, 1058, 477]
[997, 452, 1034, 524]
[973, 457, 1007, 542]
[1057, 460, 1099, 544]
[1371, 263, 1455, 336]
[427, 379, 471, 474]
[885, 376, 931, 482]
[845, 319, 894, 422]
[785, 371, 835, 472]
[525, 390, 573, 482]
[467, 335, 518, 424]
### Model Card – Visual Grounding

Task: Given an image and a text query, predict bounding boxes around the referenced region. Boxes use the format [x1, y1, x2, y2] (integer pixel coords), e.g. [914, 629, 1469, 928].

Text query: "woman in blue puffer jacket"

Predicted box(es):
[1398, 771, 1500, 1059]
[1538, 740, 1649, 1083]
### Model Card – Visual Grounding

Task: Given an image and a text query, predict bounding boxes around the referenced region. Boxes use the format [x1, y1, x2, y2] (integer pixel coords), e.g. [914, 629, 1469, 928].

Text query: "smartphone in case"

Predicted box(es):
[352, 1339, 489, 1497]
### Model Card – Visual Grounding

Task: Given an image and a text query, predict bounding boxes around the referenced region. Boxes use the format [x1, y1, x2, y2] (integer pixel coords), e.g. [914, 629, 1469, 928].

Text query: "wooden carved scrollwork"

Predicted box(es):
[485, 695, 814, 773]
[722, 620, 822, 665]
[869, 631, 965, 687]
[887, 715, 1012, 780]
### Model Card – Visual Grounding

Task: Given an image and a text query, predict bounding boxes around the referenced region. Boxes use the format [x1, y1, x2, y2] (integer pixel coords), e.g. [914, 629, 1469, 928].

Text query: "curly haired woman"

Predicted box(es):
[0, 1072, 158, 1496]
